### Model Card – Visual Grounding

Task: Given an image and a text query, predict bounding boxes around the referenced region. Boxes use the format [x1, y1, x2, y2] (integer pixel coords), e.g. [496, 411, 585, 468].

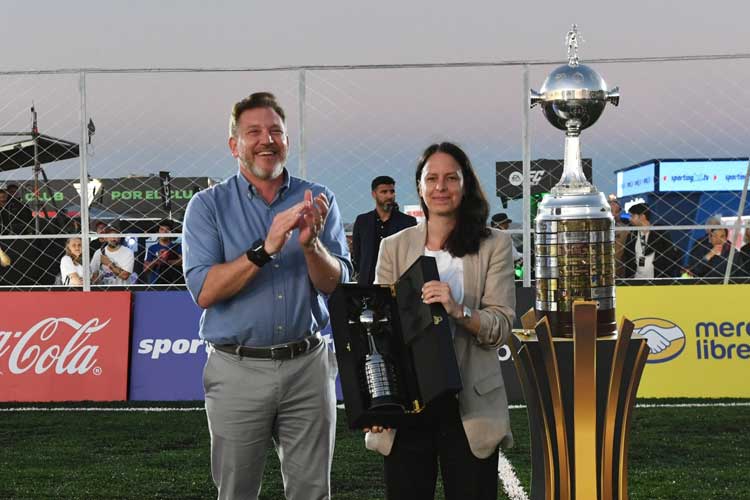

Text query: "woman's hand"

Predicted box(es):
[363, 425, 390, 433]
[421, 280, 462, 319]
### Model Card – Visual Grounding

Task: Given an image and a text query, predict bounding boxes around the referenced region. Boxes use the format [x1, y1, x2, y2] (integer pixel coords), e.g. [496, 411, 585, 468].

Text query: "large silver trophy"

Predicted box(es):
[355, 301, 402, 409]
[530, 25, 620, 337]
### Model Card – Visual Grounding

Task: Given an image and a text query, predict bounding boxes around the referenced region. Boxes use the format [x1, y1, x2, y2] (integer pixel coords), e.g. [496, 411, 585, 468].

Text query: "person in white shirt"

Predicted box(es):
[91, 225, 135, 285]
[623, 203, 679, 279]
[59, 237, 84, 286]
[366, 142, 515, 500]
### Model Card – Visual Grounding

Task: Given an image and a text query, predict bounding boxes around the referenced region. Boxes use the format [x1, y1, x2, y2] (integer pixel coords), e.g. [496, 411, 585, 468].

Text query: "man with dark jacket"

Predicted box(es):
[351, 176, 417, 284]
[622, 203, 680, 279]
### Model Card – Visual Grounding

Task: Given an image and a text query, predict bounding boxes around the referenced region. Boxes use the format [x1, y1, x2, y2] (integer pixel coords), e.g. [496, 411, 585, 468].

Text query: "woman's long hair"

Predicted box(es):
[415, 142, 490, 257]
[65, 237, 82, 265]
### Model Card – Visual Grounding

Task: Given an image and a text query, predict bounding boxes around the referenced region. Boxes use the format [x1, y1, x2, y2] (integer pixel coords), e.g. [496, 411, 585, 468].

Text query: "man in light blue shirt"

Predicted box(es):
[183, 92, 351, 500]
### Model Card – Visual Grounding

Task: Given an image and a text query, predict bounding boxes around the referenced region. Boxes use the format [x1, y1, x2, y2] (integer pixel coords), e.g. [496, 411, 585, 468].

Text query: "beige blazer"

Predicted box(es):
[364, 222, 516, 459]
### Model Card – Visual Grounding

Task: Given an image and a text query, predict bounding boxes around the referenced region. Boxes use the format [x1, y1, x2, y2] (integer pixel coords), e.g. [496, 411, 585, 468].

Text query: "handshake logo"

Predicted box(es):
[632, 318, 686, 363]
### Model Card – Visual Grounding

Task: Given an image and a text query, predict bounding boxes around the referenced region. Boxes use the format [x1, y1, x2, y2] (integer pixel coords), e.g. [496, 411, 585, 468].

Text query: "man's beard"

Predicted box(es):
[241, 156, 284, 180]
[381, 201, 394, 212]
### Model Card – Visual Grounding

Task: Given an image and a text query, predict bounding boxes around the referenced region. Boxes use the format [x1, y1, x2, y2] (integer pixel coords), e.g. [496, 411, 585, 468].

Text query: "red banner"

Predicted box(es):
[0, 291, 131, 402]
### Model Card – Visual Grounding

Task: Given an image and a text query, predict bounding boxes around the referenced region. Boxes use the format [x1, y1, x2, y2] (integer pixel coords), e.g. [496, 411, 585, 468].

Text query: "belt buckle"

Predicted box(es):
[271, 345, 290, 360]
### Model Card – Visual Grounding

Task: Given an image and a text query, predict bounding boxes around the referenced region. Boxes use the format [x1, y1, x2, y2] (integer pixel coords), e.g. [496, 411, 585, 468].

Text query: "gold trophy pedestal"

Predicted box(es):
[509, 302, 649, 500]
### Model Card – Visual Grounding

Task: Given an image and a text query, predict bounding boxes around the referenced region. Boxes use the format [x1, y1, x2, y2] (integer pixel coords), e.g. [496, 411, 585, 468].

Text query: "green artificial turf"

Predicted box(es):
[0, 400, 747, 499]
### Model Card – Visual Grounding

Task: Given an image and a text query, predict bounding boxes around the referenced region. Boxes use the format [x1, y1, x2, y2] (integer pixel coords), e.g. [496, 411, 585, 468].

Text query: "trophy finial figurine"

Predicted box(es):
[566, 24, 581, 67]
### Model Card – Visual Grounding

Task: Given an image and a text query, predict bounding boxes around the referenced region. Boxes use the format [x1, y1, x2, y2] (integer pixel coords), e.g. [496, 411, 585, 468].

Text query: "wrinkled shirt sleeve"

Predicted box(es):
[321, 188, 352, 284]
[183, 193, 222, 306]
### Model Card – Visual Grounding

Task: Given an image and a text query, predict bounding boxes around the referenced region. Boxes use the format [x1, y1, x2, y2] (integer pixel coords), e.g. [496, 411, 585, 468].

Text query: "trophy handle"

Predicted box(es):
[530, 89, 543, 109]
[607, 87, 620, 106]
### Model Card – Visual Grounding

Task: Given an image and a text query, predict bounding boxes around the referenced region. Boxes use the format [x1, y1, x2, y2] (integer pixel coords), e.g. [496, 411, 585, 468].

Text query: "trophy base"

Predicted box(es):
[536, 307, 617, 338]
[369, 396, 404, 411]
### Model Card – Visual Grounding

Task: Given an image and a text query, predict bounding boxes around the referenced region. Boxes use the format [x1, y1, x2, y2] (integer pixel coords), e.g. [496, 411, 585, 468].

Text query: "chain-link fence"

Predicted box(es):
[0, 55, 748, 290]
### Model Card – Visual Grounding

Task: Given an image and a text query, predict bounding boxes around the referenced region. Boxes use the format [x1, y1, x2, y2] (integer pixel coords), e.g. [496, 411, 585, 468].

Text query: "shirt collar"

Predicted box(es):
[237, 168, 291, 202]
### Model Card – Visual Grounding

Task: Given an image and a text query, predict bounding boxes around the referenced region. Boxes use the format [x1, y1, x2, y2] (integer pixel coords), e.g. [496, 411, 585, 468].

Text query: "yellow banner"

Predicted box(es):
[617, 284, 750, 397]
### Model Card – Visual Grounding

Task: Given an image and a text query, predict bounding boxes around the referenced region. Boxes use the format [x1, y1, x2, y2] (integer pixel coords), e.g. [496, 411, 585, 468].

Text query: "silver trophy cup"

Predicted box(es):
[358, 305, 402, 409]
[530, 25, 620, 337]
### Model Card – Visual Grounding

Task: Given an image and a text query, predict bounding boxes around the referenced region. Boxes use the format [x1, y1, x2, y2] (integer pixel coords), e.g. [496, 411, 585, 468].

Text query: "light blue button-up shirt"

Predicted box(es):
[183, 169, 352, 346]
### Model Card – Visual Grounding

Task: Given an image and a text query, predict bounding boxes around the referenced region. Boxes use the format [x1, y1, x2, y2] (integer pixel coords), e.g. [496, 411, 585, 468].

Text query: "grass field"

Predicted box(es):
[1, 399, 749, 499]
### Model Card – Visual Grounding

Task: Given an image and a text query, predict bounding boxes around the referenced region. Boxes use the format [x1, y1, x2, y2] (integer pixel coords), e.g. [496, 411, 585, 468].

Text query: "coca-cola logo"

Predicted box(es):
[0, 317, 110, 376]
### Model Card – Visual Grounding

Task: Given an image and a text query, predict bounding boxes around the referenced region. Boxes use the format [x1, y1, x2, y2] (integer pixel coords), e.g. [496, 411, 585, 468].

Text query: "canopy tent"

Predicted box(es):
[0, 129, 81, 234]
[0, 134, 79, 171]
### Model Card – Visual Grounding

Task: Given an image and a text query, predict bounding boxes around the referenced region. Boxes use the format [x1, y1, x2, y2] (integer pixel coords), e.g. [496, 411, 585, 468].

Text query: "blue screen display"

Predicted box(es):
[659, 160, 749, 192]
[617, 162, 655, 197]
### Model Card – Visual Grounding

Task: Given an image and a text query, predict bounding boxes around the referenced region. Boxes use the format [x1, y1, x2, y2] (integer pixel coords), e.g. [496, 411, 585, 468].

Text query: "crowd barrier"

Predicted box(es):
[1, 286, 748, 402]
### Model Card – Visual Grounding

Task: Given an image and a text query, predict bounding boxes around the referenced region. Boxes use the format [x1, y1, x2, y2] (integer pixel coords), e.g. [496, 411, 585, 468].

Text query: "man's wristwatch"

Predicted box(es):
[461, 305, 472, 321]
[246, 239, 274, 268]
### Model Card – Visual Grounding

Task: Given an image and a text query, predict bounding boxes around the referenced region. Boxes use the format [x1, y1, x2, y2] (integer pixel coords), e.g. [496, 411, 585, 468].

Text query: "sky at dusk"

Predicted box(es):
[1, 1, 749, 223]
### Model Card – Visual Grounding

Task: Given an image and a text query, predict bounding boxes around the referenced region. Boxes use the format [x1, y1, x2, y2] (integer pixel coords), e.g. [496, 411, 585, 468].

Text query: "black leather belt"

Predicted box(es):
[212, 335, 322, 360]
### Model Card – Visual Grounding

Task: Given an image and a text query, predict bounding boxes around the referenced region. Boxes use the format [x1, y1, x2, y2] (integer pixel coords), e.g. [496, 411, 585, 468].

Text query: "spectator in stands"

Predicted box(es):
[0, 244, 10, 267]
[0, 184, 32, 234]
[143, 219, 183, 285]
[622, 203, 680, 279]
[351, 175, 416, 284]
[91, 225, 135, 285]
[738, 226, 750, 277]
[692, 227, 734, 278]
[686, 215, 721, 275]
[491, 213, 522, 263]
[0, 189, 10, 235]
[59, 237, 84, 286]
[93, 220, 108, 251]
[608, 194, 630, 278]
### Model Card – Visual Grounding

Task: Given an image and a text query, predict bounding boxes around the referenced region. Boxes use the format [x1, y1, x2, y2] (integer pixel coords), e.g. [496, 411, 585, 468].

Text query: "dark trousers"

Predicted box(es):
[383, 395, 499, 500]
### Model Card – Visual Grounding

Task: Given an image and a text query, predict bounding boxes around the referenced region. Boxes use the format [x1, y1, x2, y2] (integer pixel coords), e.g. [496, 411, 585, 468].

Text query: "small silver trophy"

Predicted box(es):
[358, 302, 401, 409]
[530, 25, 620, 337]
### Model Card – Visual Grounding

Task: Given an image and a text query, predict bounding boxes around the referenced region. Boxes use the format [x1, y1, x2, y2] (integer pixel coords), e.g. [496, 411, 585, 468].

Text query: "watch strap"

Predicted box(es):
[246, 239, 273, 267]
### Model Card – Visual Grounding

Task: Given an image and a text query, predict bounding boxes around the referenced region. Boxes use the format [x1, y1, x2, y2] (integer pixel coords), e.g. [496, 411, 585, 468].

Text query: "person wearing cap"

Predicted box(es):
[490, 213, 522, 263]
[90, 224, 135, 285]
[143, 219, 183, 285]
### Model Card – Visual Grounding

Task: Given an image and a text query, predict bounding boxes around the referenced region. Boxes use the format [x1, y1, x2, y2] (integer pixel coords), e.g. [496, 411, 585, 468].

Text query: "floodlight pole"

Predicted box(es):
[32, 106, 41, 234]
[79, 72, 92, 292]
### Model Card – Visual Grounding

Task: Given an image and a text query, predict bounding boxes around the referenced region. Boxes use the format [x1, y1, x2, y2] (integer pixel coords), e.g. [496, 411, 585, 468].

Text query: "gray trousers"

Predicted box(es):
[203, 341, 337, 500]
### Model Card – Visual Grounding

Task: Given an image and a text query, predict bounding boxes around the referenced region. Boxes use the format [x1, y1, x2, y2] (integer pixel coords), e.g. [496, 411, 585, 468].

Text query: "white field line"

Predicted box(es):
[1, 401, 749, 412]
[498, 450, 530, 500]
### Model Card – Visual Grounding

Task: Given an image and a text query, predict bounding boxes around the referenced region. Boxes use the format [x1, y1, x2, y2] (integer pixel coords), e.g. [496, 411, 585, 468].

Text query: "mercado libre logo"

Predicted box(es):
[632, 318, 686, 364]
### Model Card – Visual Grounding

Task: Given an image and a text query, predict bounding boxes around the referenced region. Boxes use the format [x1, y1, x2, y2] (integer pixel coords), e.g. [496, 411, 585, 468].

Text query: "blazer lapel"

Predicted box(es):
[403, 222, 428, 272]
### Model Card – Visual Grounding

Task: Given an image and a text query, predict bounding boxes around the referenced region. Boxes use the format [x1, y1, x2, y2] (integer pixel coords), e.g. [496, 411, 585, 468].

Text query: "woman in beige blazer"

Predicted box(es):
[365, 142, 516, 500]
